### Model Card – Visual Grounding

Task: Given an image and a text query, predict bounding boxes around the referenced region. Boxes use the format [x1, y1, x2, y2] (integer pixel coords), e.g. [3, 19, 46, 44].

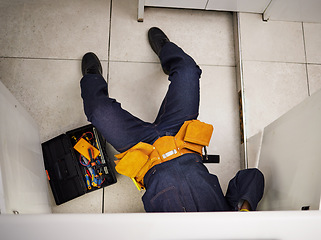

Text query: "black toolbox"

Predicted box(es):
[42, 124, 117, 205]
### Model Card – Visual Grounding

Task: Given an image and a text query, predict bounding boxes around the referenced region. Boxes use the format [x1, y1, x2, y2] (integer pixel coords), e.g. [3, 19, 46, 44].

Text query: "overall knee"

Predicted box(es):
[236, 168, 265, 187]
[248, 168, 265, 188]
[253, 168, 264, 181]
[85, 98, 116, 123]
[173, 60, 202, 80]
[84, 101, 101, 122]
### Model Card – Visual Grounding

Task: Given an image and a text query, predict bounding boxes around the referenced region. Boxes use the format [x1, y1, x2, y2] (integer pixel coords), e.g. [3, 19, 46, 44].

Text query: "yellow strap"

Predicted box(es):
[131, 178, 144, 191]
[240, 209, 250, 212]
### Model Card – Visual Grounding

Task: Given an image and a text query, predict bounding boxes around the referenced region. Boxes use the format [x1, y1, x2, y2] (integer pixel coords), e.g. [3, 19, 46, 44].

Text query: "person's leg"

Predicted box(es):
[225, 168, 265, 211]
[153, 42, 202, 135]
[81, 73, 158, 153]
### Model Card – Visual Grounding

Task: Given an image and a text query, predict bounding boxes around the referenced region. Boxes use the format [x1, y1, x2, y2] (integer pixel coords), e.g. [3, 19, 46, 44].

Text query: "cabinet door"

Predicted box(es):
[258, 89, 321, 210]
[264, 0, 321, 23]
[145, 0, 208, 10]
[206, 0, 271, 13]
[0, 81, 51, 214]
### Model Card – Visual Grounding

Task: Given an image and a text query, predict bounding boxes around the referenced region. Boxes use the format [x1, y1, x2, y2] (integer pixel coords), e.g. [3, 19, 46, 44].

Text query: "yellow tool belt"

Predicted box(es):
[114, 120, 213, 190]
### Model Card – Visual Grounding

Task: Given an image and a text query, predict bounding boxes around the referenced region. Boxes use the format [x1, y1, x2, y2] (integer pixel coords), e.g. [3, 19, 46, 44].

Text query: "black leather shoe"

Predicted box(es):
[81, 52, 102, 76]
[148, 27, 170, 57]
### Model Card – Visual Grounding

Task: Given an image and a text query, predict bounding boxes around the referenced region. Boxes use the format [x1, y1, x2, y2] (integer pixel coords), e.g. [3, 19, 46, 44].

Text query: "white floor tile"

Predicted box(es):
[0, 58, 108, 142]
[50, 188, 104, 213]
[110, 0, 235, 66]
[243, 61, 309, 138]
[0, 0, 110, 60]
[239, 13, 306, 63]
[102, 142, 145, 213]
[198, 65, 240, 193]
[307, 64, 321, 95]
[0, 1, 24, 58]
[304, 23, 321, 64]
[108, 61, 169, 123]
[104, 174, 145, 213]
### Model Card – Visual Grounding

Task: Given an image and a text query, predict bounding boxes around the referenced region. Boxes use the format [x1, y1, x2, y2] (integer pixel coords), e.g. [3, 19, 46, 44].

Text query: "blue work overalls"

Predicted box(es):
[80, 42, 264, 212]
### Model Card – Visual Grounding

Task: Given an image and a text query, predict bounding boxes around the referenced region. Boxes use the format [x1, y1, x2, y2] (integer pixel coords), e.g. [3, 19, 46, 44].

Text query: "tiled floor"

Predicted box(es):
[1, 0, 321, 213]
[0, 0, 240, 213]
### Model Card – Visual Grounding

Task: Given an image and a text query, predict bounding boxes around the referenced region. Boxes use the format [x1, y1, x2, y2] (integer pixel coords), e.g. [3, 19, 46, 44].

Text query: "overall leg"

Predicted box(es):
[81, 74, 158, 152]
[154, 42, 202, 134]
[225, 168, 265, 211]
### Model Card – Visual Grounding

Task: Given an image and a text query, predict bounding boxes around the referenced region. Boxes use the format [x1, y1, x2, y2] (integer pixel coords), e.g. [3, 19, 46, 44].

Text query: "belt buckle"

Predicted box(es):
[162, 149, 178, 159]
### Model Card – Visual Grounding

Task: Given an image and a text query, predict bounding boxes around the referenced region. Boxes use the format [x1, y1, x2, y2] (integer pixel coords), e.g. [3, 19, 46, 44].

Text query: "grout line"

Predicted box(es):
[199, 63, 236, 67]
[4, 55, 320, 67]
[0, 56, 109, 63]
[102, 0, 113, 214]
[0, 58, 234, 68]
[241, 59, 311, 65]
[301, 22, 311, 97]
[109, 60, 159, 64]
[108, 59, 236, 67]
[0, 56, 82, 61]
[307, 62, 321, 66]
[106, 0, 113, 85]
[308, 62, 321, 66]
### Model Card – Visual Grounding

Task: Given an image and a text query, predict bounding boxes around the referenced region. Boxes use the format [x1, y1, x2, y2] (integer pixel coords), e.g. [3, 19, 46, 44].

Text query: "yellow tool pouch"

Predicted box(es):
[185, 120, 213, 146]
[114, 120, 213, 190]
[115, 142, 154, 178]
[175, 120, 213, 155]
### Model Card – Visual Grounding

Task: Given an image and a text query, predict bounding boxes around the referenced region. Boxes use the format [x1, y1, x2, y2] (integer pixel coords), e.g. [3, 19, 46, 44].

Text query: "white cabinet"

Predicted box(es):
[145, 0, 208, 10]
[206, 0, 271, 14]
[264, 0, 321, 23]
[258, 89, 321, 210]
[139, 0, 321, 23]
[138, 0, 208, 21]
[138, 0, 271, 21]
[0, 81, 51, 214]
